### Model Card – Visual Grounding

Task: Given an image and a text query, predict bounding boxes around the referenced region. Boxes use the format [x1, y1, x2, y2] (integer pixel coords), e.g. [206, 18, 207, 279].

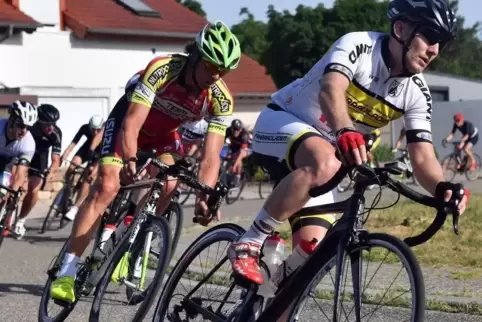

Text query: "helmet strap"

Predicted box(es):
[184, 52, 203, 93]
[391, 22, 419, 76]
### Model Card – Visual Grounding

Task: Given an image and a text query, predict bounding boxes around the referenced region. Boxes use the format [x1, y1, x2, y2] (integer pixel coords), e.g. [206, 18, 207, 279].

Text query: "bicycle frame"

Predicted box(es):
[256, 188, 363, 321]
[81, 178, 163, 294]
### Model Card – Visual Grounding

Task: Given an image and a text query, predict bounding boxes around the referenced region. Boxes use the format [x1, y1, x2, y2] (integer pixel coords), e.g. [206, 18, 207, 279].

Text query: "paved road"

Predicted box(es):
[1, 180, 482, 321]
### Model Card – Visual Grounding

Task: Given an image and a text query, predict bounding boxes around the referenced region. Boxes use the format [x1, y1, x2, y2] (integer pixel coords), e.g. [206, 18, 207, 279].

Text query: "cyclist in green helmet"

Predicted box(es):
[50, 20, 241, 304]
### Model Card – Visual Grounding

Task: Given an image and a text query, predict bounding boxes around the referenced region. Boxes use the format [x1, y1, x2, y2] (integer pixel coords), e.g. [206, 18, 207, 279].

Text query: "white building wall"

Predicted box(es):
[425, 72, 482, 101]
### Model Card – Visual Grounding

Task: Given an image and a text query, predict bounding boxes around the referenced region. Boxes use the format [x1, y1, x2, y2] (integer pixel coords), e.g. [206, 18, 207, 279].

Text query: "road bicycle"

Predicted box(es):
[153, 160, 460, 322]
[440, 140, 481, 181]
[38, 151, 227, 322]
[0, 184, 23, 248]
[40, 161, 87, 233]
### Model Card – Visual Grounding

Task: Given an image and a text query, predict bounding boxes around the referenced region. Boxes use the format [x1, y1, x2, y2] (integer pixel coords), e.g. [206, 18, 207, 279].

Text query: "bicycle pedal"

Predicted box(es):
[231, 272, 259, 290]
[53, 299, 74, 308]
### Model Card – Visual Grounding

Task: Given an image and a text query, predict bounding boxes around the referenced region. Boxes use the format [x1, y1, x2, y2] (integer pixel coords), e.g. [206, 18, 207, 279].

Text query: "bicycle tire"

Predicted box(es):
[258, 179, 272, 200]
[40, 190, 65, 234]
[440, 154, 457, 182]
[0, 204, 8, 248]
[287, 233, 425, 322]
[178, 183, 193, 205]
[164, 201, 183, 254]
[152, 223, 245, 322]
[465, 152, 481, 181]
[38, 239, 76, 322]
[89, 215, 172, 322]
[226, 177, 246, 204]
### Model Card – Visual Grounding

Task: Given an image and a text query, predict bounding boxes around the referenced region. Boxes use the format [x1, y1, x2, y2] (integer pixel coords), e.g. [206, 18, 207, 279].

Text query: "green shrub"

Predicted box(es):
[373, 144, 394, 162]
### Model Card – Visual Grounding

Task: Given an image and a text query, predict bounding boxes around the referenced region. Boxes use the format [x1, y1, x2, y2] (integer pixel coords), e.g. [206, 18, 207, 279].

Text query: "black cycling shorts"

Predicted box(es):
[29, 151, 49, 176]
[466, 135, 479, 147]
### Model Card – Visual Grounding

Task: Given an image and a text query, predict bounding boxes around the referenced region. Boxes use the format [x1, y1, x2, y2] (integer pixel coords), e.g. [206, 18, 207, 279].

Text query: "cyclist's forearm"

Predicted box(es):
[445, 133, 454, 141]
[319, 81, 353, 131]
[235, 149, 247, 163]
[121, 124, 140, 159]
[186, 143, 199, 157]
[408, 144, 444, 195]
[198, 156, 220, 189]
[50, 153, 61, 169]
[461, 134, 469, 142]
[11, 165, 28, 191]
[61, 143, 75, 160]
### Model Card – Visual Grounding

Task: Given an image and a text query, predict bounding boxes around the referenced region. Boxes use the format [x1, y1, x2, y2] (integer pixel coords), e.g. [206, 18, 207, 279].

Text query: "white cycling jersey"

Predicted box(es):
[0, 118, 36, 171]
[271, 31, 433, 143]
[180, 119, 208, 142]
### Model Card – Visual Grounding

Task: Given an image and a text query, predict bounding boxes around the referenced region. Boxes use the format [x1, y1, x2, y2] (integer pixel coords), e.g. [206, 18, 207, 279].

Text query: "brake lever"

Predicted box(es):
[452, 210, 459, 235]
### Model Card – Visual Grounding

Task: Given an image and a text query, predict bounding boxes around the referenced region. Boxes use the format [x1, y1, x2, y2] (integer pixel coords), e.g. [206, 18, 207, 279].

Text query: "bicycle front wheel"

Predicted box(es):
[89, 215, 172, 322]
[40, 189, 65, 234]
[440, 154, 457, 182]
[465, 152, 481, 181]
[288, 233, 425, 322]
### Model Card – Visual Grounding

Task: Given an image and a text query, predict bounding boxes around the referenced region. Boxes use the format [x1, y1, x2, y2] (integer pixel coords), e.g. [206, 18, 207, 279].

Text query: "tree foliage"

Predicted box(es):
[230, 0, 482, 88]
[176, 0, 206, 18]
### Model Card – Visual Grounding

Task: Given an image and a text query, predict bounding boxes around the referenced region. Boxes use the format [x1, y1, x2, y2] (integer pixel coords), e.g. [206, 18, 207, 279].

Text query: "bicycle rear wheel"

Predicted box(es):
[0, 203, 8, 248]
[288, 233, 425, 322]
[226, 175, 246, 204]
[441, 155, 457, 182]
[89, 215, 172, 322]
[164, 201, 183, 254]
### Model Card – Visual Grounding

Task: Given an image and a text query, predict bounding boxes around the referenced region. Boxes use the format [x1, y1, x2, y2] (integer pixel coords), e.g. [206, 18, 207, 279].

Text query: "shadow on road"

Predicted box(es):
[22, 235, 67, 245]
[0, 282, 44, 297]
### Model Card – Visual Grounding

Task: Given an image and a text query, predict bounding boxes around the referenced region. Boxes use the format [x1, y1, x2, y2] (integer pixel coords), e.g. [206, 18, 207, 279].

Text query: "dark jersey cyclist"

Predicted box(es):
[444, 113, 479, 170]
[62, 115, 105, 221]
[18, 104, 61, 239]
[225, 119, 250, 174]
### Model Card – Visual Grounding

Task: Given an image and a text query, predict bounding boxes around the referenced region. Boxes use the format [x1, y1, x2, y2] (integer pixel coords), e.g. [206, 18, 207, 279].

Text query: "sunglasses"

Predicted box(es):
[202, 59, 230, 76]
[14, 122, 30, 130]
[417, 26, 451, 50]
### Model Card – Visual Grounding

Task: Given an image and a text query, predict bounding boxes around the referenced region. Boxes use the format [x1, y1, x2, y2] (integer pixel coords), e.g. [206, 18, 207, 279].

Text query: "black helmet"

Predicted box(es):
[38, 104, 60, 124]
[387, 0, 457, 41]
[231, 119, 242, 130]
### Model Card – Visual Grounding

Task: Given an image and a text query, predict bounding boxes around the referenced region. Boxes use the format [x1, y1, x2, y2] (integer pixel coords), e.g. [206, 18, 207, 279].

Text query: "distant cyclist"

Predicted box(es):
[179, 119, 208, 159]
[0, 101, 37, 238]
[443, 113, 479, 171]
[393, 127, 407, 152]
[62, 115, 104, 221]
[366, 128, 381, 168]
[225, 119, 249, 186]
[17, 104, 62, 239]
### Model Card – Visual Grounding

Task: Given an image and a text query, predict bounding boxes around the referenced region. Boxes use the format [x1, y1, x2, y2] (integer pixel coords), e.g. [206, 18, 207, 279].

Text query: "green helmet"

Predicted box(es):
[195, 20, 241, 70]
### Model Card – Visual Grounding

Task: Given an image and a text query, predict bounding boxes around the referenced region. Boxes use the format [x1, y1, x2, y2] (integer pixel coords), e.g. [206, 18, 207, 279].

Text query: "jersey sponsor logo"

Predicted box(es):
[253, 132, 289, 143]
[147, 60, 183, 86]
[133, 83, 155, 102]
[101, 118, 116, 156]
[346, 97, 391, 125]
[211, 83, 232, 114]
[388, 80, 404, 97]
[412, 76, 432, 120]
[349, 44, 373, 64]
[154, 99, 197, 121]
[207, 122, 226, 134]
[210, 116, 230, 126]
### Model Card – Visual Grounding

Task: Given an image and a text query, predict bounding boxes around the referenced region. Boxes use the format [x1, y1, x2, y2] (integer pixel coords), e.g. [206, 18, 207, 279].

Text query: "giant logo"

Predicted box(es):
[349, 44, 373, 64]
[412, 76, 432, 120]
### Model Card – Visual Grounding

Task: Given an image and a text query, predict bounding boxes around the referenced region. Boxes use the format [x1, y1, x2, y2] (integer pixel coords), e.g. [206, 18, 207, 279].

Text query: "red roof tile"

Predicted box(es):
[63, 0, 277, 94]
[0, 1, 40, 26]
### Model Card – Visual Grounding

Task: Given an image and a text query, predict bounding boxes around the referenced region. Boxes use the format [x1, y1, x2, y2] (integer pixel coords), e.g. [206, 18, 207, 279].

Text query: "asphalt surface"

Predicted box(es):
[1, 179, 482, 322]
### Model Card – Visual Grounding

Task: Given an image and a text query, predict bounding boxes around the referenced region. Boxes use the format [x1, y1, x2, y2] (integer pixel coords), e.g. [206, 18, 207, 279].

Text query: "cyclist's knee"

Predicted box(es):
[95, 168, 120, 200]
[164, 178, 178, 196]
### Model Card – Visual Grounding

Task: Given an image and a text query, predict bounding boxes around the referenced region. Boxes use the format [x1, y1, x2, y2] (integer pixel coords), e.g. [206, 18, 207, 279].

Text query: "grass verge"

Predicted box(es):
[277, 194, 482, 269]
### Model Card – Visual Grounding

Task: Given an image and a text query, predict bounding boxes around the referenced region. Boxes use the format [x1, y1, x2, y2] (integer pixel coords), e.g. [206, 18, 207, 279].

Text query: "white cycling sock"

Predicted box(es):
[240, 208, 282, 245]
[65, 206, 79, 221]
[58, 253, 80, 278]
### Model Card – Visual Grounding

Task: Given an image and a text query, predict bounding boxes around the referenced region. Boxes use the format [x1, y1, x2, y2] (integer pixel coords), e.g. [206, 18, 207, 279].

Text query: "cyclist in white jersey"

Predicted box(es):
[180, 119, 208, 158]
[228, 0, 468, 286]
[0, 101, 38, 237]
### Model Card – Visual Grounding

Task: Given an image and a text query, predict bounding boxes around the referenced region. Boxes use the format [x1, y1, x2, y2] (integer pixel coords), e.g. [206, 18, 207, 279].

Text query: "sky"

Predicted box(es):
[200, 0, 481, 32]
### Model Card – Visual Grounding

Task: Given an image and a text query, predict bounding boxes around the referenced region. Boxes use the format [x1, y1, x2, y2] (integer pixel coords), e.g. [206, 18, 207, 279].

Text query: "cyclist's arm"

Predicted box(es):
[121, 104, 149, 160]
[61, 126, 84, 160]
[186, 138, 203, 157]
[319, 33, 364, 131]
[50, 127, 62, 171]
[405, 85, 443, 196]
[198, 80, 233, 190]
[445, 123, 457, 142]
[89, 127, 104, 152]
[11, 160, 29, 192]
[234, 131, 249, 163]
[394, 129, 405, 150]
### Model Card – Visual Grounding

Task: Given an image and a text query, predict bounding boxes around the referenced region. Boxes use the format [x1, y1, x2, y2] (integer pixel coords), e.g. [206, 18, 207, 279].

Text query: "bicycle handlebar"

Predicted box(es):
[135, 150, 228, 223]
[309, 162, 460, 247]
